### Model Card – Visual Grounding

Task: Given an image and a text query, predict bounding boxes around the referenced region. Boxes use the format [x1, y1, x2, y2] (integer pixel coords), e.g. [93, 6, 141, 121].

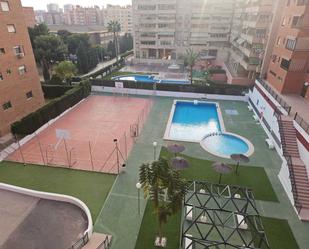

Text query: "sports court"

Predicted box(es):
[7, 95, 153, 174]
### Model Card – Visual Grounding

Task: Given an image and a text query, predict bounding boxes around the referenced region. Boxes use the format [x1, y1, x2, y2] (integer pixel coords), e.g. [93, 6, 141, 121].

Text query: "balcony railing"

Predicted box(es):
[294, 112, 309, 134]
[256, 79, 292, 114]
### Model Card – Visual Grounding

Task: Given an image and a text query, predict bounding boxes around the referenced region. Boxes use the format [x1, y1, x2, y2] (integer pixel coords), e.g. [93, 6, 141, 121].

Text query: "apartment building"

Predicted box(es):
[102, 5, 133, 34]
[63, 5, 102, 26]
[133, 0, 235, 63]
[0, 0, 45, 136]
[226, 0, 279, 83]
[249, 0, 309, 220]
[22, 6, 36, 27]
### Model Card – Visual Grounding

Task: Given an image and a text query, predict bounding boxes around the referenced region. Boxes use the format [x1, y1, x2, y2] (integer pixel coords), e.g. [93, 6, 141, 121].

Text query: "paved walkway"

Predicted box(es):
[93, 95, 309, 249]
[0, 189, 87, 249]
[81, 57, 119, 78]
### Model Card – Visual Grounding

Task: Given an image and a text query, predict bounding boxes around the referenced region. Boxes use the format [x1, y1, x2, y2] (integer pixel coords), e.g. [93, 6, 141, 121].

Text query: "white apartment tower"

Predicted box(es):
[103, 5, 133, 34]
[132, 0, 235, 63]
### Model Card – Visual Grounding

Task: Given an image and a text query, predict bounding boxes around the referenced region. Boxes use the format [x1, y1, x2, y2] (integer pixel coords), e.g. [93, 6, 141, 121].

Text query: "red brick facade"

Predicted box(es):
[266, 0, 309, 98]
[23, 6, 36, 28]
[0, 0, 44, 136]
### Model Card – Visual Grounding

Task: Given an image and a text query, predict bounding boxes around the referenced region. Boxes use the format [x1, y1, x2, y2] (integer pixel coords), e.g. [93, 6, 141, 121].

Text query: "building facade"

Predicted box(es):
[102, 5, 133, 34]
[0, 0, 45, 136]
[227, 0, 280, 83]
[22, 6, 36, 27]
[249, 0, 309, 220]
[132, 0, 236, 63]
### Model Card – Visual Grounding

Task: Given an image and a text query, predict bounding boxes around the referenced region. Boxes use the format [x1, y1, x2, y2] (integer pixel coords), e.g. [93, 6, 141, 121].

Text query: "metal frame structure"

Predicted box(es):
[181, 181, 270, 249]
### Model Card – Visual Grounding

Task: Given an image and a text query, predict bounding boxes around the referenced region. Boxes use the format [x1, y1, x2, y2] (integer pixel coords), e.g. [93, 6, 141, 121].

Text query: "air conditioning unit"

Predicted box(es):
[16, 53, 24, 58]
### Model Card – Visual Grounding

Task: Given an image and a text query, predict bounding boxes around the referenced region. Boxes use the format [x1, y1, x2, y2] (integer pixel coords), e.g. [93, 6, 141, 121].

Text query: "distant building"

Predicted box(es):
[0, 0, 45, 136]
[22, 6, 36, 27]
[102, 4, 133, 34]
[47, 3, 59, 13]
[63, 5, 102, 26]
[132, 0, 234, 63]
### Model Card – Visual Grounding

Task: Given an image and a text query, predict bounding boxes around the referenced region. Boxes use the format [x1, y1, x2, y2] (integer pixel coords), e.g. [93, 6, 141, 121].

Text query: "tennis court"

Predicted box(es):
[7, 95, 153, 174]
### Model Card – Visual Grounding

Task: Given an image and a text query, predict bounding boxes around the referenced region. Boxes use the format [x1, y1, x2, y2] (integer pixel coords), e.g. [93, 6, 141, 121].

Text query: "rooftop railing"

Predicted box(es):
[256, 79, 292, 114]
[294, 112, 309, 134]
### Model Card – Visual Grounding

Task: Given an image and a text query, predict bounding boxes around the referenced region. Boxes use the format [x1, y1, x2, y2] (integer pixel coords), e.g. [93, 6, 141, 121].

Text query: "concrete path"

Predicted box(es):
[81, 57, 118, 78]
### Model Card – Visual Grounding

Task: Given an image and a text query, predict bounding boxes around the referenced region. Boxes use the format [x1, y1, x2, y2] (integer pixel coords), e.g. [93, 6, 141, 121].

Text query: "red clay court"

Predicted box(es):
[7, 95, 153, 174]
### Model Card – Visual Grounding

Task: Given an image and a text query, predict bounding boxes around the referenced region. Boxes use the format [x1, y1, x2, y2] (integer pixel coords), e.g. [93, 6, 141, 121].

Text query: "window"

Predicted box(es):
[13, 46, 24, 56]
[0, 48, 5, 55]
[291, 16, 302, 27]
[7, 24, 16, 33]
[271, 55, 277, 63]
[286, 39, 296, 50]
[0, 73, 3, 80]
[6, 69, 11, 75]
[0, 1, 9, 11]
[280, 58, 291, 71]
[18, 65, 27, 75]
[269, 70, 277, 77]
[2, 101, 12, 110]
[276, 37, 281, 46]
[26, 91, 33, 99]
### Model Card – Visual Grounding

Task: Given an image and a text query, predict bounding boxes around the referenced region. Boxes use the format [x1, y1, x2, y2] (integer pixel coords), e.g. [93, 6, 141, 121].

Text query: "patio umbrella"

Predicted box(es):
[230, 154, 250, 175]
[212, 162, 232, 184]
[167, 143, 185, 156]
[171, 157, 189, 170]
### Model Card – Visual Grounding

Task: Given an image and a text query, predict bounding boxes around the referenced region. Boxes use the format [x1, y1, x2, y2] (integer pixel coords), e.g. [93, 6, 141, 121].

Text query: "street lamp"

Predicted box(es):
[153, 141, 158, 160]
[136, 182, 142, 215]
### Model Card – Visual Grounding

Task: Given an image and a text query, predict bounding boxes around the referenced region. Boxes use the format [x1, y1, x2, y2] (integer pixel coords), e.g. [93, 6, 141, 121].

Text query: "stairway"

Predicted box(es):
[278, 115, 309, 221]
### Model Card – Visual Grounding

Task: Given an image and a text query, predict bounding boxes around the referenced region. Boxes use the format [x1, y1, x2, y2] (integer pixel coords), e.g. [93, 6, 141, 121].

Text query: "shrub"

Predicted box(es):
[42, 84, 73, 99]
[11, 80, 91, 136]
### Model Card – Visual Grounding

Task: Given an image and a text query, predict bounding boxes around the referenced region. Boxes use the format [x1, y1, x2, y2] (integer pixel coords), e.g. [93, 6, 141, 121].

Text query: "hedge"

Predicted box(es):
[11, 81, 91, 136]
[42, 84, 73, 99]
[91, 79, 249, 96]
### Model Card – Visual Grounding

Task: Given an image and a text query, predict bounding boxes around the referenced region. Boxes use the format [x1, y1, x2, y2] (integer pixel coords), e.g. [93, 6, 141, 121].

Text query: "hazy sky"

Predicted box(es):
[21, 0, 131, 10]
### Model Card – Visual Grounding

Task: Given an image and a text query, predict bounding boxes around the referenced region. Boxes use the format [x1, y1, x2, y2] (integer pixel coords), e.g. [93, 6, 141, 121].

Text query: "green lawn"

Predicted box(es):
[0, 161, 116, 221]
[135, 201, 181, 249]
[160, 147, 278, 202]
[262, 217, 299, 249]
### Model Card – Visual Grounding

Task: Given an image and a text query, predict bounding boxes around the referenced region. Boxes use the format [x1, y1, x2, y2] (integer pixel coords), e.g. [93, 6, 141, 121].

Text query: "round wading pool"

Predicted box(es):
[200, 132, 254, 158]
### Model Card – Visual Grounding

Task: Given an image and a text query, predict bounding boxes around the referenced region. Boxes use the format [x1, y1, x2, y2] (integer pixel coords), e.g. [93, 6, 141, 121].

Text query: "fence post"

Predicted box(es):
[124, 132, 128, 160]
[35, 132, 46, 166]
[89, 141, 94, 171]
[15, 134, 26, 166]
[63, 139, 71, 168]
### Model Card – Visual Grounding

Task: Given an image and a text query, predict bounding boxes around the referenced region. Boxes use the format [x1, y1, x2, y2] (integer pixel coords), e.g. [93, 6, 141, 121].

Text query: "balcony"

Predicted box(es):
[241, 33, 265, 44]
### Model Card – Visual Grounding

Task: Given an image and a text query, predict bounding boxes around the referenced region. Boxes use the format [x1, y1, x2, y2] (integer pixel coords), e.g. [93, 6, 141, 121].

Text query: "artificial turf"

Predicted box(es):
[261, 217, 299, 249]
[160, 147, 278, 202]
[0, 161, 116, 221]
[135, 201, 181, 249]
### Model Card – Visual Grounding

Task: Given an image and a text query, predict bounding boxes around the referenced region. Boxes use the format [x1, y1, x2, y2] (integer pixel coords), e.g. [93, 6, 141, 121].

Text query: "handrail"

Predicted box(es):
[257, 79, 291, 114]
[294, 112, 309, 134]
[67, 232, 89, 249]
[201, 132, 223, 140]
[97, 236, 112, 249]
[275, 109, 302, 213]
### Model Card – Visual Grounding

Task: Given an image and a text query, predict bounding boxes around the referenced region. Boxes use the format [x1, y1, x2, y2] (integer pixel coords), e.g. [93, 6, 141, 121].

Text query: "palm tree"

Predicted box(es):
[139, 158, 187, 246]
[107, 20, 121, 63]
[184, 48, 199, 84]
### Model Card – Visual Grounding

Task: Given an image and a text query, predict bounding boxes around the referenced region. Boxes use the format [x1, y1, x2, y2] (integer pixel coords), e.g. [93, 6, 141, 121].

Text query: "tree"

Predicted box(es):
[57, 29, 72, 44]
[54, 61, 77, 85]
[28, 23, 49, 49]
[184, 48, 199, 84]
[119, 33, 133, 54]
[76, 42, 89, 74]
[139, 158, 187, 246]
[66, 33, 90, 55]
[34, 34, 68, 81]
[107, 40, 116, 59]
[107, 20, 121, 62]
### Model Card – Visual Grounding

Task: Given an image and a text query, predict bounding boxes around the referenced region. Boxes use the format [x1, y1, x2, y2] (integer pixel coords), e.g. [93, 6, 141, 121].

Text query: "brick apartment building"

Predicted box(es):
[0, 0, 45, 137]
[22, 6, 36, 27]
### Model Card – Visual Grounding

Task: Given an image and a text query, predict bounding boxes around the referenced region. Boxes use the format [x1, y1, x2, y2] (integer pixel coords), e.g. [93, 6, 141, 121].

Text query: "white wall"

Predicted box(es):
[91, 86, 248, 102]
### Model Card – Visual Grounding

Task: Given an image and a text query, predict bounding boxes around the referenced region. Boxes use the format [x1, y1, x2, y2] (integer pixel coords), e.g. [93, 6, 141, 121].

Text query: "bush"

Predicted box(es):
[45, 75, 63, 85]
[11, 80, 91, 136]
[207, 68, 226, 74]
[42, 84, 73, 99]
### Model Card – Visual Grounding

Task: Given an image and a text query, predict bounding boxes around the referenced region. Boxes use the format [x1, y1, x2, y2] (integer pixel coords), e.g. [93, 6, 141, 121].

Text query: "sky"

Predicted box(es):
[21, 0, 131, 10]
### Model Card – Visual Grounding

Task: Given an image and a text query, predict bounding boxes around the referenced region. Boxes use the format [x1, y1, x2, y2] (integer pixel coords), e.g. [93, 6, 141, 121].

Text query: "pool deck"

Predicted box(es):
[93, 93, 309, 249]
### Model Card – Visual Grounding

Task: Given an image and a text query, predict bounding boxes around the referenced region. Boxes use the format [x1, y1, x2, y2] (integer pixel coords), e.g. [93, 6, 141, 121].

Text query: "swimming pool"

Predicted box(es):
[112, 74, 190, 85]
[164, 100, 254, 158]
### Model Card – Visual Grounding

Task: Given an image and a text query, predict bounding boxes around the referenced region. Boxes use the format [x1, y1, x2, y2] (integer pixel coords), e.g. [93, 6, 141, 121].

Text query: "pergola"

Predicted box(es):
[181, 181, 270, 249]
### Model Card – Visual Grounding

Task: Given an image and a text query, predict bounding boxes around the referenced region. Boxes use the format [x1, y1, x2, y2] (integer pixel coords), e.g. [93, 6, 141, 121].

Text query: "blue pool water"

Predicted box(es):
[201, 134, 249, 157]
[112, 74, 190, 84]
[169, 101, 221, 141]
[167, 101, 251, 157]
